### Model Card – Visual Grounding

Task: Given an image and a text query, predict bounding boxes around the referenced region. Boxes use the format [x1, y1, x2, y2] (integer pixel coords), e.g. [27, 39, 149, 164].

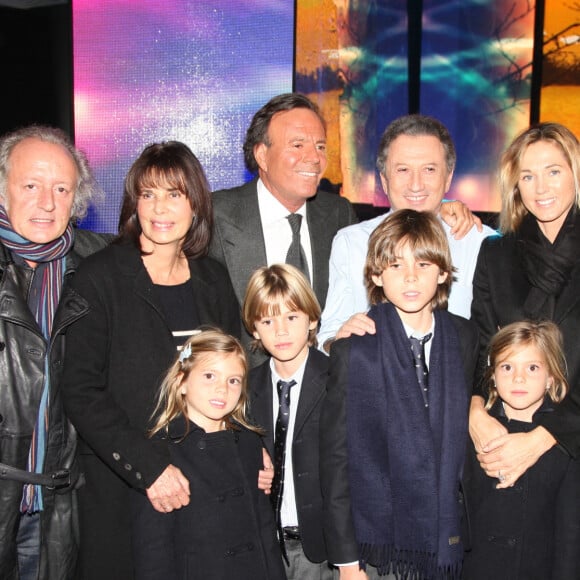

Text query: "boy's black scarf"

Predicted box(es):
[347, 303, 468, 579]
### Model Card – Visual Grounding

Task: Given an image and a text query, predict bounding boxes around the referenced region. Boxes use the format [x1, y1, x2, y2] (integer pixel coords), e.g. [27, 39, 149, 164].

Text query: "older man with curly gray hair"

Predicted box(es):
[0, 125, 109, 580]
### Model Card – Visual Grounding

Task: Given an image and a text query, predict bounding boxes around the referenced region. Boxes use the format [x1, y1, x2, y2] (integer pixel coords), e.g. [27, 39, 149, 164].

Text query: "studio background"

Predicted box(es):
[1, 0, 579, 232]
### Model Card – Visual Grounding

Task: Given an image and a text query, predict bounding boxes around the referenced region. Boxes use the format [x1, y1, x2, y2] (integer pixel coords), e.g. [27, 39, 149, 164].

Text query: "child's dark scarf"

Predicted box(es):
[0, 205, 74, 512]
[347, 303, 468, 579]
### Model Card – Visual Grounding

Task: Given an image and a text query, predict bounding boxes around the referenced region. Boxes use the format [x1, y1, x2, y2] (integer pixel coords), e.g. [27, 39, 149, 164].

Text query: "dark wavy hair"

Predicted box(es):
[243, 93, 326, 174]
[117, 141, 212, 258]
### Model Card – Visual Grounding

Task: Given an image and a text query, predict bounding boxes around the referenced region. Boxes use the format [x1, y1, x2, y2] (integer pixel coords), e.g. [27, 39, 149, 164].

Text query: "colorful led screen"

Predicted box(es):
[73, 0, 295, 232]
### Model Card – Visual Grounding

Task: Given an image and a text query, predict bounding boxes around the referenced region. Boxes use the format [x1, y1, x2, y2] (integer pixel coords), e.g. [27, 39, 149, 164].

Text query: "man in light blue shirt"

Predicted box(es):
[319, 114, 496, 353]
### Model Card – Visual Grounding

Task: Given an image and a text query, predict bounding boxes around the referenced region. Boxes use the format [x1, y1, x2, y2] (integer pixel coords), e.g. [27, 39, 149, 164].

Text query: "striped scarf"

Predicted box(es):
[0, 205, 74, 512]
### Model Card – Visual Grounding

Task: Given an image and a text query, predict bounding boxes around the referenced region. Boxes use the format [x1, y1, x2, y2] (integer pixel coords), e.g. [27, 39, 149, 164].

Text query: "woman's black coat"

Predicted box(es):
[61, 242, 240, 579]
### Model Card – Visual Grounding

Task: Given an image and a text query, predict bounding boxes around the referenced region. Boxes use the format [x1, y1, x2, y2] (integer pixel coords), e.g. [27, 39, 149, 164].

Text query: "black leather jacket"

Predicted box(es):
[0, 230, 109, 579]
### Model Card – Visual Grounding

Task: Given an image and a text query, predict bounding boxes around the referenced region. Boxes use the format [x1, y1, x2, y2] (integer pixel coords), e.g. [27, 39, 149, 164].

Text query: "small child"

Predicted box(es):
[462, 320, 580, 580]
[242, 264, 334, 580]
[320, 209, 479, 579]
[130, 328, 286, 580]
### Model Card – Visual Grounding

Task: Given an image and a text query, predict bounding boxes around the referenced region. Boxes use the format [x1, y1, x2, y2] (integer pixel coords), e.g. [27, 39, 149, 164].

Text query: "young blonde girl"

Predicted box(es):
[463, 320, 580, 580]
[131, 328, 286, 580]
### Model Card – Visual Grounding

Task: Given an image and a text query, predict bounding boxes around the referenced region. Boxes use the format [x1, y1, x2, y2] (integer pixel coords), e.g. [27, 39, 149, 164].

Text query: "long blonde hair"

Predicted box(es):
[149, 328, 261, 436]
[498, 122, 580, 234]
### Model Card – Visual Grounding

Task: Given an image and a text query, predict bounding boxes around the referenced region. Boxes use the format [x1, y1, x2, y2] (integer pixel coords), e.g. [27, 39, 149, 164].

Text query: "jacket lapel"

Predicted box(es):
[305, 196, 334, 307]
[293, 350, 327, 440]
[216, 185, 267, 305]
[554, 262, 580, 323]
[250, 364, 276, 458]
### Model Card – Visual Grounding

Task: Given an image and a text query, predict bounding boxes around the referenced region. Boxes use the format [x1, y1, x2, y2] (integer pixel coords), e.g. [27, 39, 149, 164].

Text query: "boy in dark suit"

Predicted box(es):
[320, 210, 478, 580]
[243, 264, 334, 580]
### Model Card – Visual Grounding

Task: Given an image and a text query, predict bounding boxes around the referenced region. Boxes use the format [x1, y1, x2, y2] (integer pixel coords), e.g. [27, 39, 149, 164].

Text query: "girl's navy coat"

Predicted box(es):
[131, 419, 286, 580]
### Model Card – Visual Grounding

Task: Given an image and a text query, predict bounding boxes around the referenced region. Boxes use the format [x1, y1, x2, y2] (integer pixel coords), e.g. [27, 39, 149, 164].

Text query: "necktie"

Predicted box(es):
[272, 378, 296, 562]
[409, 333, 432, 407]
[285, 213, 310, 281]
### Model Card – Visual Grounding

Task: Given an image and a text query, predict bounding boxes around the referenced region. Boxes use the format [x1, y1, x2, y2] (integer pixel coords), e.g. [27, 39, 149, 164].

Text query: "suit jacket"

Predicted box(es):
[471, 233, 580, 456]
[209, 178, 358, 310]
[320, 313, 479, 565]
[248, 348, 330, 563]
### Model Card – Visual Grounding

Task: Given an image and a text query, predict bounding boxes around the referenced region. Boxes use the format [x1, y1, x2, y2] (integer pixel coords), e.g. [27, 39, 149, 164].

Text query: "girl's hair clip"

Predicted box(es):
[487, 355, 491, 367]
[179, 343, 192, 364]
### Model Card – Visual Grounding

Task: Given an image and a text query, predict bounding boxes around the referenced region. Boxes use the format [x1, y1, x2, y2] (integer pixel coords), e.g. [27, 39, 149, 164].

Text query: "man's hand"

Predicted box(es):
[339, 564, 368, 579]
[335, 313, 376, 341]
[258, 447, 274, 494]
[440, 200, 483, 239]
[476, 427, 556, 489]
[146, 464, 190, 513]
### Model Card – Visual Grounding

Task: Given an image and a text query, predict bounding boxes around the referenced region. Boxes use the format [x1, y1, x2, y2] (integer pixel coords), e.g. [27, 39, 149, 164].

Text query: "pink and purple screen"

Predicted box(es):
[73, 0, 294, 232]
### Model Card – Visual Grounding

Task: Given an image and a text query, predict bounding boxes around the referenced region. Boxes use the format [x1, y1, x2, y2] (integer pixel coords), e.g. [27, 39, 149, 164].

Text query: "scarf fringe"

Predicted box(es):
[359, 543, 462, 580]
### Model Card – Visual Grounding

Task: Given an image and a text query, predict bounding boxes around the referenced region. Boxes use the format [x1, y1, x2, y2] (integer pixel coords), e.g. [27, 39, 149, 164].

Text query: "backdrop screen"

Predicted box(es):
[295, 0, 536, 211]
[73, 0, 295, 232]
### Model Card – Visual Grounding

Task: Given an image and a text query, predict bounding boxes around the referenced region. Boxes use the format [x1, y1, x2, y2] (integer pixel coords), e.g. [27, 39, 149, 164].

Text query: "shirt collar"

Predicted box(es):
[269, 349, 310, 386]
[257, 178, 307, 226]
[402, 316, 435, 340]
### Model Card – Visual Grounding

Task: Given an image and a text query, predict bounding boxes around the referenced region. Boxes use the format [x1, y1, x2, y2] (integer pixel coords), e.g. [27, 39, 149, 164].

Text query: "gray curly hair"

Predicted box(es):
[0, 125, 102, 220]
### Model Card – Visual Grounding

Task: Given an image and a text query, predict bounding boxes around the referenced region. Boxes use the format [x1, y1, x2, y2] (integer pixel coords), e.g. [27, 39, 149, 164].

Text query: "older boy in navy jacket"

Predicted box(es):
[321, 210, 478, 580]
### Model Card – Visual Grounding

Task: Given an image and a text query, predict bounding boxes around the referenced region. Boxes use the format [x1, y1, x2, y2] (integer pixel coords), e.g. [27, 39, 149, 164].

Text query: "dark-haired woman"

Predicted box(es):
[61, 142, 240, 579]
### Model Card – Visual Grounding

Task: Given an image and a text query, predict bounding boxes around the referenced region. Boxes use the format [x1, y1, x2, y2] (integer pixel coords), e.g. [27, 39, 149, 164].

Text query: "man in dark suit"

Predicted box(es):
[243, 264, 334, 579]
[209, 93, 357, 347]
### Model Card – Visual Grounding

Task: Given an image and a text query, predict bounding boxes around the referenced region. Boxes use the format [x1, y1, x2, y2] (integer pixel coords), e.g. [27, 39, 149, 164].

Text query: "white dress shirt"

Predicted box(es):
[257, 179, 313, 281]
[270, 354, 309, 528]
[318, 209, 495, 348]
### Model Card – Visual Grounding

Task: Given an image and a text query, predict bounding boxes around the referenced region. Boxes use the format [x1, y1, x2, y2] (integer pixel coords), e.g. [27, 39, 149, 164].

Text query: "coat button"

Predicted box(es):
[124, 464, 132, 471]
[197, 440, 206, 450]
[112, 453, 121, 461]
[135, 472, 142, 480]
